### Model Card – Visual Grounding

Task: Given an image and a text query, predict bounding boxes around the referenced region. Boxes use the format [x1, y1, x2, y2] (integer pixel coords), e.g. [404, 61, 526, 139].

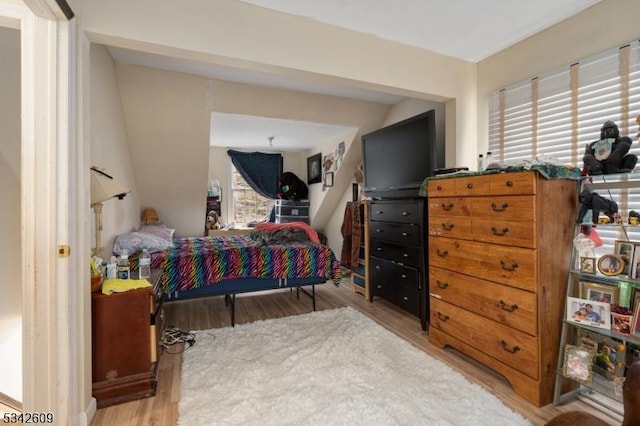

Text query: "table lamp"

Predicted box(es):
[91, 167, 130, 257]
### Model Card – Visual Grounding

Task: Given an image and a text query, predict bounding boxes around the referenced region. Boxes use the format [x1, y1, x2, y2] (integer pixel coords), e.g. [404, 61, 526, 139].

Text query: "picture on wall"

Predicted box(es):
[307, 153, 322, 185]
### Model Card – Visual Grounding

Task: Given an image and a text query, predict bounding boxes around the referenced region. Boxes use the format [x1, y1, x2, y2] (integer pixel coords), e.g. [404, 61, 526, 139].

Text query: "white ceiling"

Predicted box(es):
[107, 0, 602, 150]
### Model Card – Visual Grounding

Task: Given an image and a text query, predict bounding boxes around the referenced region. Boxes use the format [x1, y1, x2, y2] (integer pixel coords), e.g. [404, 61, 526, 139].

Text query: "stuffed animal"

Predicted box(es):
[576, 189, 619, 224]
[583, 120, 637, 175]
[278, 172, 308, 201]
[205, 210, 222, 230]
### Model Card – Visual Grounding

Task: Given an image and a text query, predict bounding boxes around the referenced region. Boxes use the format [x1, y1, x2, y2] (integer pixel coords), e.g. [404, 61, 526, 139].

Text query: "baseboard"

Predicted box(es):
[0, 392, 21, 411]
[83, 397, 97, 426]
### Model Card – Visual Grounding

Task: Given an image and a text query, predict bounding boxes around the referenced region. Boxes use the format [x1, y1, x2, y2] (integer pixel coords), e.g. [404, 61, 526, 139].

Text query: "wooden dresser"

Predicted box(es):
[92, 271, 164, 408]
[427, 171, 576, 406]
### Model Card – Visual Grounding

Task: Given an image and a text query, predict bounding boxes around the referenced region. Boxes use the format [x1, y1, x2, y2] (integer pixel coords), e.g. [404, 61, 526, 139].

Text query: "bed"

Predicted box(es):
[135, 228, 342, 326]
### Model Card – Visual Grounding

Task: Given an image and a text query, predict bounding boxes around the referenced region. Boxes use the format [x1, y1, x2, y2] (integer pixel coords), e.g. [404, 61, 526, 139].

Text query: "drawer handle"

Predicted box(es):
[499, 300, 518, 312]
[436, 280, 449, 289]
[467, 183, 473, 189]
[403, 296, 409, 301]
[436, 312, 449, 322]
[376, 228, 383, 233]
[401, 274, 407, 279]
[376, 247, 383, 252]
[442, 203, 453, 211]
[437, 185, 442, 191]
[402, 232, 408, 237]
[491, 202, 509, 212]
[500, 260, 518, 271]
[442, 223, 454, 231]
[403, 253, 409, 258]
[491, 226, 509, 236]
[402, 211, 409, 216]
[506, 181, 513, 187]
[501, 340, 521, 354]
[376, 265, 381, 270]
[375, 210, 383, 215]
[436, 249, 448, 257]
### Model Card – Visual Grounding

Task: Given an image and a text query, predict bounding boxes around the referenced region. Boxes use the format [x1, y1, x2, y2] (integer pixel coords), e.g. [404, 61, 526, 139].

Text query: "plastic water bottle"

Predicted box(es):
[117, 250, 130, 279]
[106, 256, 117, 279]
[477, 154, 485, 171]
[139, 248, 151, 279]
[485, 151, 494, 169]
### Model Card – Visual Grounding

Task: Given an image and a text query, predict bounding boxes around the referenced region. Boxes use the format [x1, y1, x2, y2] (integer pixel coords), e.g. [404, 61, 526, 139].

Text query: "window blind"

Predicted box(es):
[488, 40, 640, 257]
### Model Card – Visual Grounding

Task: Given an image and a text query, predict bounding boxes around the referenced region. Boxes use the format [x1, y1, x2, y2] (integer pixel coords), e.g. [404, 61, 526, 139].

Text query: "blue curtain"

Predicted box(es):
[227, 150, 283, 199]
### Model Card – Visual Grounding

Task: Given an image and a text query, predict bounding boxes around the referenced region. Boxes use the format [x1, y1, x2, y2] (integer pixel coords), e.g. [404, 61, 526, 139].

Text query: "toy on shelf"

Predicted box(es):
[576, 189, 619, 224]
[583, 120, 637, 175]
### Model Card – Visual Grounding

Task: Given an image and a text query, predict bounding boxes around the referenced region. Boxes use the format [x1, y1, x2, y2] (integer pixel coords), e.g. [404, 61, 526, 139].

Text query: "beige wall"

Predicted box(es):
[477, 0, 640, 154]
[90, 44, 141, 258]
[0, 26, 21, 403]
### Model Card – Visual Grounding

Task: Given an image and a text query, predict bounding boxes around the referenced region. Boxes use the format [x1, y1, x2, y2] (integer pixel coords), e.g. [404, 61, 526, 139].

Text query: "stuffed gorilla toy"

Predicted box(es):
[277, 172, 308, 201]
[576, 189, 619, 224]
[583, 120, 637, 175]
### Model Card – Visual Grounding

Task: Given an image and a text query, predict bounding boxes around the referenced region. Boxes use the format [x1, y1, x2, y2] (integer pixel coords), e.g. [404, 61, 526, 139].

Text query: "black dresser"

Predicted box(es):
[368, 199, 428, 330]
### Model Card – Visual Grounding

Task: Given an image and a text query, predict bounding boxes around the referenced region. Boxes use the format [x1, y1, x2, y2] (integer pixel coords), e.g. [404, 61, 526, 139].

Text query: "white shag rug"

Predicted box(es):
[179, 307, 532, 426]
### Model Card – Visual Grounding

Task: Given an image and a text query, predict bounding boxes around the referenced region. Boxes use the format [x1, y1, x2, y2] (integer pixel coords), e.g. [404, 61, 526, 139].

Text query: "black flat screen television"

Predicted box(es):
[362, 110, 439, 199]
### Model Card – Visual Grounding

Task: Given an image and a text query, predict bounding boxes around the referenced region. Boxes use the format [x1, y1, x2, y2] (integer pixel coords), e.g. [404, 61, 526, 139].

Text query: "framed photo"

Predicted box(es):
[580, 281, 619, 305]
[630, 287, 640, 312]
[562, 344, 594, 383]
[324, 171, 334, 187]
[597, 254, 625, 276]
[566, 297, 611, 329]
[615, 240, 635, 275]
[633, 303, 640, 337]
[580, 257, 596, 274]
[307, 153, 322, 185]
[631, 245, 640, 279]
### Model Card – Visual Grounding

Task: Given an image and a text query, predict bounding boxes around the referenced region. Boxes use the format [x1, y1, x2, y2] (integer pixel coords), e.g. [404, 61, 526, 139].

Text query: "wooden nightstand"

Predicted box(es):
[92, 271, 163, 408]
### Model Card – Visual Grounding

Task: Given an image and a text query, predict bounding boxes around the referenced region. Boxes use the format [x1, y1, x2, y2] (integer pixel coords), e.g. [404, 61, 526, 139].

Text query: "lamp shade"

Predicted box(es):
[90, 168, 130, 205]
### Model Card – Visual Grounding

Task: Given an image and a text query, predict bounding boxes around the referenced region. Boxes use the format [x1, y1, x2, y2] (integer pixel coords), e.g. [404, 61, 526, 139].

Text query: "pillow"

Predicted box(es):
[113, 231, 172, 255]
[139, 223, 175, 243]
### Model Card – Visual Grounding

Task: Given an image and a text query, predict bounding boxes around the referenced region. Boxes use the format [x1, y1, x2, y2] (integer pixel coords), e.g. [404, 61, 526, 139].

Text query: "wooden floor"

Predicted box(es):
[89, 282, 620, 426]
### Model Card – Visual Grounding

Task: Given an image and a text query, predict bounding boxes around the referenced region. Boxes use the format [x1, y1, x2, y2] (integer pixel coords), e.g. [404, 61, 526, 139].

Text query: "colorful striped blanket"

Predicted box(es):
[157, 235, 342, 293]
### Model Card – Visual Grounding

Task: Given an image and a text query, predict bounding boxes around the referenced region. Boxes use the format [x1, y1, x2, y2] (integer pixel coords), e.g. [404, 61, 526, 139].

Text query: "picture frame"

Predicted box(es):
[566, 297, 611, 329]
[597, 254, 625, 276]
[324, 171, 334, 187]
[633, 303, 640, 337]
[630, 287, 640, 313]
[580, 257, 596, 274]
[580, 281, 619, 305]
[562, 344, 594, 384]
[631, 244, 640, 279]
[614, 240, 635, 275]
[307, 153, 322, 185]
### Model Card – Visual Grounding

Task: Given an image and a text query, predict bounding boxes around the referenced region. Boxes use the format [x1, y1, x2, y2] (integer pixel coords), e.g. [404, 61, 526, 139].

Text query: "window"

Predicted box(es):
[230, 165, 274, 224]
[488, 40, 640, 256]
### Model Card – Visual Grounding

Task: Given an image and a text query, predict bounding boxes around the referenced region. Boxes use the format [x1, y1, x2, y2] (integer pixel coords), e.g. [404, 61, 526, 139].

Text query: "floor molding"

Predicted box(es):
[0, 392, 22, 412]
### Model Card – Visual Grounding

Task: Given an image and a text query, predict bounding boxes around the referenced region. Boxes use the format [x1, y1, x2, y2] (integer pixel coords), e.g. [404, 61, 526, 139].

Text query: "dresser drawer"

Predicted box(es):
[471, 218, 536, 249]
[370, 222, 420, 246]
[427, 216, 473, 241]
[427, 197, 471, 217]
[428, 178, 456, 197]
[372, 281, 421, 316]
[430, 298, 538, 379]
[468, 196, 535, 222]
[370, 202, 421, 224]
[489, 172, 536, 196]
[429, 237, 536, 291]
[370, 257, 421, 290]
[370, 240, 421, 268]
[429, 267, 537, 336]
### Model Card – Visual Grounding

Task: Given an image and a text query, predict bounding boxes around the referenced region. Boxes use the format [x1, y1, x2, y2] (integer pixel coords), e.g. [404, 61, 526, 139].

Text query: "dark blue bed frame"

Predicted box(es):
[160, 276, 326, 327]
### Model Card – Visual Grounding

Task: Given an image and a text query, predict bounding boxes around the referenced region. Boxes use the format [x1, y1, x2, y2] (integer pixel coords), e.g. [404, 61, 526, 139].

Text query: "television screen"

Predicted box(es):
[362, 110, 438, 199]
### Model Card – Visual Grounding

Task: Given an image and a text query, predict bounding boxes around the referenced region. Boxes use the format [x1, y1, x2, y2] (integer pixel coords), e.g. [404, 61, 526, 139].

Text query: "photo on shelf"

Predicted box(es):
[566, 297, 611, 329]
[626, 342, 640, 368]
[597, 254, 625, 276]
[633, 303, 640, 337]
[590, 335, 626, 382]
[631, 244, 640, 279]
[562, 344, 594, 384]
[580, 257, 596, 274]
[579, 281, 619, 305]
[614, 240, 635, 276]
